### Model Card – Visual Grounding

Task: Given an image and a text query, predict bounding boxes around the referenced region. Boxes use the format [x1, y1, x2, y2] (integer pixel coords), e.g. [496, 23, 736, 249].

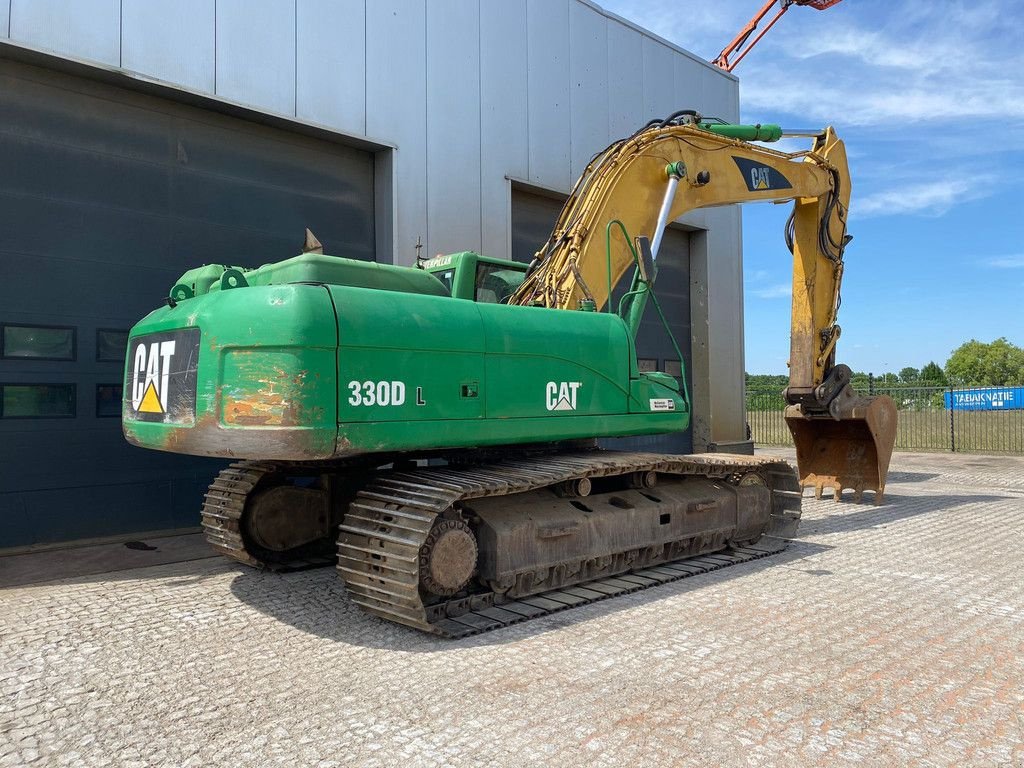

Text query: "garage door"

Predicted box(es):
[511, 187, 693, 454]
[0, 59, 375, 548]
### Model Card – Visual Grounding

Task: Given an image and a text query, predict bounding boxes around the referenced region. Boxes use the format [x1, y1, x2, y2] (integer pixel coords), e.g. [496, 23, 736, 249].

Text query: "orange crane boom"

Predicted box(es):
[713, 0, 843, 72]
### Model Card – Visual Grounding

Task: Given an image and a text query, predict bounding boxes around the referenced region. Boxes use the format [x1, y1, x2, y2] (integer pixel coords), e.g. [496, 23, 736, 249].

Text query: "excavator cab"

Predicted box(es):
[421, 251, 527, 304]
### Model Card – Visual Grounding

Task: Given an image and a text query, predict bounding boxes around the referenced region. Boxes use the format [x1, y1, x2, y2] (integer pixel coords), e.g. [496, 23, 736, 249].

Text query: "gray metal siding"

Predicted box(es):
[10, 0, 120, 66]
[365, 0, 427, 264]
[606, 19, 643, 139]
[642, 35, 677, 122]
[569, 2, 609, 180]
[673, 54, 702, 113]
[122, 0, 215, 92]
[295, 0, 365, 135]
[215, 0, 296, 116]
[426, 0, 481, 255]
[0, 60, 375, 548]
[526, 0, 571, 191]
[479, 0, 528, 258]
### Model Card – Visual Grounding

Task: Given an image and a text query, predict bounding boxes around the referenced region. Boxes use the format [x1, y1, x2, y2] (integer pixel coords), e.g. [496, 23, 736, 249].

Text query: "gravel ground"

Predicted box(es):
[2, 449, 1022, 767]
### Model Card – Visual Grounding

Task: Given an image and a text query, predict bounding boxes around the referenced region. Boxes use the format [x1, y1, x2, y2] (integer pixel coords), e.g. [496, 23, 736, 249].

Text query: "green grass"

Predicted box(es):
[747, 407, 1024, 454]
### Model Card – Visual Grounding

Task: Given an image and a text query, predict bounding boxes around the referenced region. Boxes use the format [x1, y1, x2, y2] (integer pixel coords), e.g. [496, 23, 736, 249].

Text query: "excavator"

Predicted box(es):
[122, 111, 896, 636]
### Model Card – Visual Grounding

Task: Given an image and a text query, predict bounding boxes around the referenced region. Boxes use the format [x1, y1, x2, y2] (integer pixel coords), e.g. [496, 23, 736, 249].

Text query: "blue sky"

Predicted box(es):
[600, 0, 1024, 374]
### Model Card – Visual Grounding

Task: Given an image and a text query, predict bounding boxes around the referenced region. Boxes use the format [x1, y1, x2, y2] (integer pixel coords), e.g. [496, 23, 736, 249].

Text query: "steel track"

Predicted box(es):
[200, 462, 337, 571]
[200, 451, 801, 636]
[336, 451, 801, 637]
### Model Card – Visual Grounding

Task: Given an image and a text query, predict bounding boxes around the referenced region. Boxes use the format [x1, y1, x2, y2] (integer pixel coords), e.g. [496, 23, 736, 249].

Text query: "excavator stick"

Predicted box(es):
[784, 393, 897, 504]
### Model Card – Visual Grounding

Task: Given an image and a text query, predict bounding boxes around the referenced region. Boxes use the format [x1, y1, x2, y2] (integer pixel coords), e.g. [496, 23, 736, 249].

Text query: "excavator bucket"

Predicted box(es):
[784, 394, 897, 504]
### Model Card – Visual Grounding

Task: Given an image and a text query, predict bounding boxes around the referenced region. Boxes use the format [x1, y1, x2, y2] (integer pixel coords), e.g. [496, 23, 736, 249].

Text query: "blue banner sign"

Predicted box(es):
[944, 387, 1024, 411]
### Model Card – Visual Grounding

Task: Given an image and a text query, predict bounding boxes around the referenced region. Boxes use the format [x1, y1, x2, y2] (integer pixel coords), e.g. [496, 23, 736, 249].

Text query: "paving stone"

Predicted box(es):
[0, 450, 1022, 766]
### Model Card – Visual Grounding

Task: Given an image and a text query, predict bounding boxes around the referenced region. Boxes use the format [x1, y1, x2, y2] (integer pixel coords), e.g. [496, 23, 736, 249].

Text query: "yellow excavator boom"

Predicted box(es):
[509, 113, 896, 502]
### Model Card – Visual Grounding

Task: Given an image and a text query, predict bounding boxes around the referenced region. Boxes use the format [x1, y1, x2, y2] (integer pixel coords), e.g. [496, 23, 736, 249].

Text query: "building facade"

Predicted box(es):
[0, 0, 750, 549]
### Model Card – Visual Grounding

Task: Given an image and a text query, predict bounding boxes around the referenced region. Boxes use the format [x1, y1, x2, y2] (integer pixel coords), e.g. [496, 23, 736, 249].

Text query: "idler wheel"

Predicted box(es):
[419, 519, 478, 596]
[737, 471, 767, 487]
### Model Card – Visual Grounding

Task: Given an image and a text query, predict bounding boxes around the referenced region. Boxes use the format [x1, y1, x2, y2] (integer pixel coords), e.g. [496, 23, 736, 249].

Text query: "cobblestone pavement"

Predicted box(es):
[2, 451, 1023, 767]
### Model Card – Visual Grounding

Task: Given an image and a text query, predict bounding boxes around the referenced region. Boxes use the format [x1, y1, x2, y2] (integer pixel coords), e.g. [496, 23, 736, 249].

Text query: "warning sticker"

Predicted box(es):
[125, 328, 200, 423]
[649, 398, 676, 412]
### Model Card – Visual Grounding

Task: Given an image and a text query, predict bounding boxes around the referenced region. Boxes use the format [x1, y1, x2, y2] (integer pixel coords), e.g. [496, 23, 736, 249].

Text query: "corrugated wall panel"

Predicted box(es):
[568, 3, 608, 180]
[122, 0, 215, 93]
[702, 65, 739, 123]
[1, 1, 8, 38]
[673, 55, 703, 116]
[366, 0, 426, 265]
[642, 34, 676, 123]
[215, 0, 296, 116]
[9, 0, 119, 66]
[425, 0, 481, 255]
[606, 19, 643, 140]
[703, 206, 745, 442]
[526, 0, 570, 190]
[480, 0, 528, 258]
[296, 0, 365, 135]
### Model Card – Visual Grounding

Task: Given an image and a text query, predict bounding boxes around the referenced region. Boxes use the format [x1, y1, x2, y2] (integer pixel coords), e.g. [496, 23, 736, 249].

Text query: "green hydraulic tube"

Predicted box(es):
[698, 122, 784, 142]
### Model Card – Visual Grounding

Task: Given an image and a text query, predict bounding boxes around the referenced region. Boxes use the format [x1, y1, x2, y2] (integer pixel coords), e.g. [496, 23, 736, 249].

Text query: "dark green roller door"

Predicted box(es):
[511, 187, 693, 454]
[0, 59, 375, 548]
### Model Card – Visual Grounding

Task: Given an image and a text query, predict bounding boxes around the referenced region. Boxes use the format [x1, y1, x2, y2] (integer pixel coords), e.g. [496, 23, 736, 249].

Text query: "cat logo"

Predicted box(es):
[546, 381, 582, 411]
[732, 156, 792, 192]
[132, 341, 176, 413]
[126, 329, 200, 422]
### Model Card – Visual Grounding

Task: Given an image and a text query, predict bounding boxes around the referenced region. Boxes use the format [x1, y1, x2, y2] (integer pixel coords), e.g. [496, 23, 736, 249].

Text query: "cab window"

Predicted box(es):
[433, 269, 455, 295]
[475, 264, 526, 304]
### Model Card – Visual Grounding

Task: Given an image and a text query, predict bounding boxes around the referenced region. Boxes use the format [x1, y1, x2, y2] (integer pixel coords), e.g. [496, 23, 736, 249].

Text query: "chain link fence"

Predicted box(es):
[747, 384, 1024, 454]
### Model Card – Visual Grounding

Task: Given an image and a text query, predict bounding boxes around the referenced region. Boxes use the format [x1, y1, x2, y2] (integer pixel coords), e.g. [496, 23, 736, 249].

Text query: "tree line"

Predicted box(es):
[747, 337, 1024, 390]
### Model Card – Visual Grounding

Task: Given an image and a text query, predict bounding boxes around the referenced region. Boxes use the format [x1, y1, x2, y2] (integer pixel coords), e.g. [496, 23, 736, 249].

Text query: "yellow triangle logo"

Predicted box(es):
[138, 381, 164, 414]
[754, 178, 769, 190]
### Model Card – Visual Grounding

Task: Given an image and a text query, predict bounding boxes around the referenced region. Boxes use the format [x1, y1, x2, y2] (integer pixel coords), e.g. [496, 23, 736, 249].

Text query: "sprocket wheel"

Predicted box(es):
[419, 519, 478, 596]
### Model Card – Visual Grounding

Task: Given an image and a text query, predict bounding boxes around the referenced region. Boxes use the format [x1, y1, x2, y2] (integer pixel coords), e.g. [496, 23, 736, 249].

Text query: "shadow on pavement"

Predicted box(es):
[228, 540, 832, 652]
[800, 492, 1013, 537]
[884, 471, 940, 484]
[0, 533, 220, 589]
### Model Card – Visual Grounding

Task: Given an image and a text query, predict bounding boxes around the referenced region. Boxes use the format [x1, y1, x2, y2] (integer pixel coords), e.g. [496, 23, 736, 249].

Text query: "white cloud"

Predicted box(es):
[749, 283, 791, 299]
[855, 177, 993, 219]
[742, 77, 1024, 125]
[987, 255, 1024, 269]
[598, 0, 756, 57]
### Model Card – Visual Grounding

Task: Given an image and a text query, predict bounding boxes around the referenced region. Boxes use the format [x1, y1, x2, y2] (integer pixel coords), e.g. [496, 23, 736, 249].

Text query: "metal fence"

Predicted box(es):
[747, 384, 1024, 454]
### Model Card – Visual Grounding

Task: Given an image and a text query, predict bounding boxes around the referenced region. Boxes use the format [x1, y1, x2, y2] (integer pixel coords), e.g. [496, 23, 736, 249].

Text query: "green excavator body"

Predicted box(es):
[122, 251, 688, 460]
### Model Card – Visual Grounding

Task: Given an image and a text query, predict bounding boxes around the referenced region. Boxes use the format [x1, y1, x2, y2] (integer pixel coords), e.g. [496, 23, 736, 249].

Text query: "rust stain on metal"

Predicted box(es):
[223, 395, 293, 426]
